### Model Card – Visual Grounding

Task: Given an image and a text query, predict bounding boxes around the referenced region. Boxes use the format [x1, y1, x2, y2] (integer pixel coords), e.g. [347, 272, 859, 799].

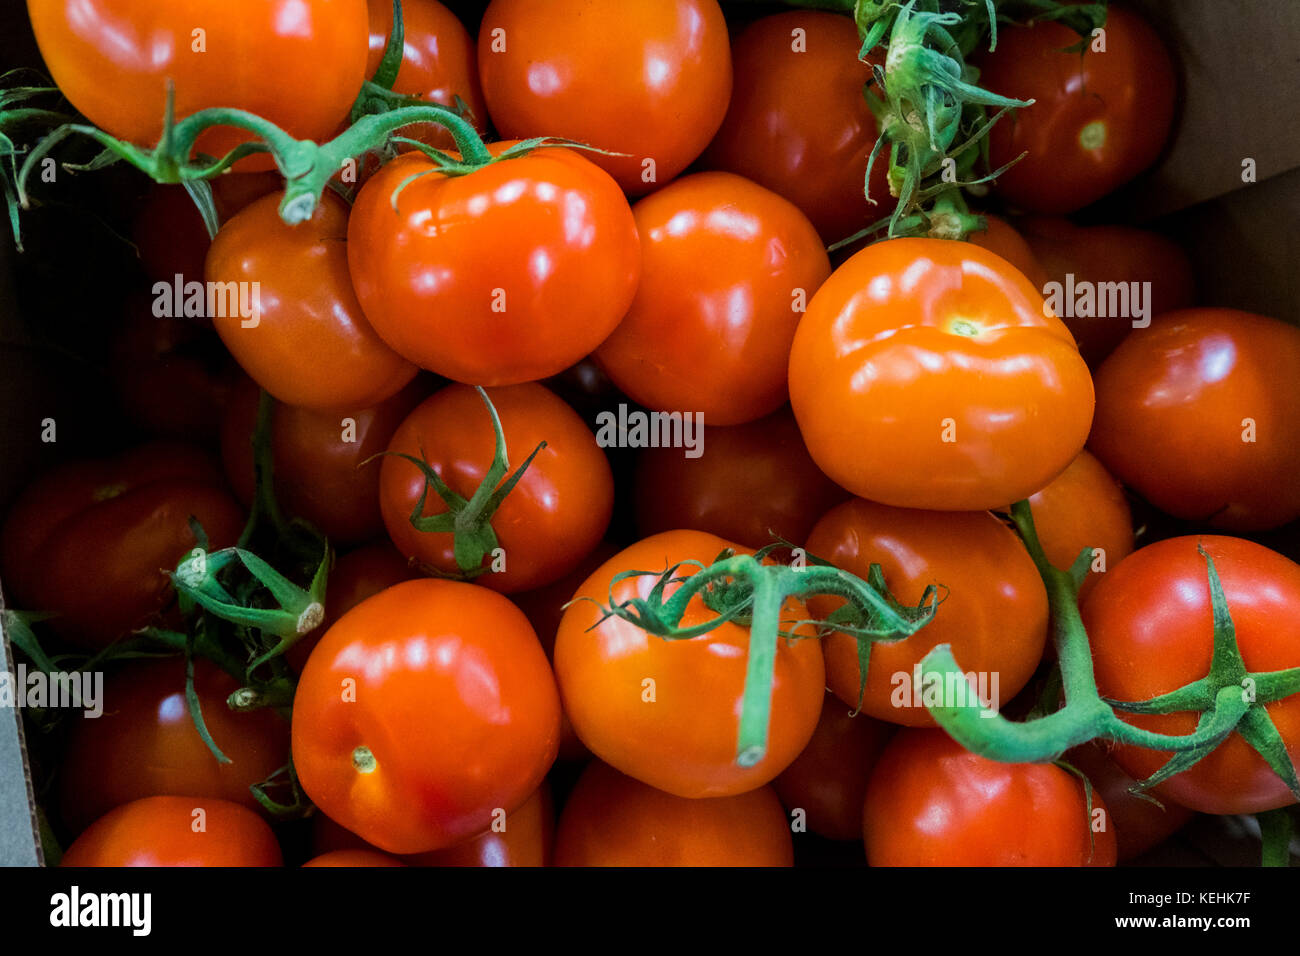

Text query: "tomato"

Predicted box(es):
[28, 0, 369, 167]
[1022, 449, 1133, 601]
[1065, 741, 1194, 861]
[967, 213, 1048, 289]
[1090, 308, 1300, 532]
[979, 6, 1176, 214]
[366, 0, 488, 147]
[206, 191, 416, 411]
[864, 729, 1117, 866]
[347, 146, 639, 386]
[0, 443, 245, 648]
[61, 796, 283, 867]
[596, 172, 831, 426]
[771, 692, 893, 841]
[407, 783, 553, 867]
[632, 407, 847, 550]
[478, 0, 732, 196]
[1017, 217, 1197, 365]
[807, 498, 1047, 726]
[554, 761, 793, 867]
[220, 376, 426, 545]
[788, 237, 1094, 511]
[554, 530, 825, 798]
[303, 849, 404, 867]
[702, 11, 890, 243]
[291, 578, 561, 853]
[380, 383, 613, 593]
[58, 657, 289, 834]
[1083, 535, 1300, 815]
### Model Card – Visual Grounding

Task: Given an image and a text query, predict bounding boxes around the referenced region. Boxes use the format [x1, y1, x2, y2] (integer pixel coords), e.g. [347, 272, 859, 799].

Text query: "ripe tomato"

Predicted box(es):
[347, 146, 639, 385]
[979, 6, 1176, 213]
[596, 172, 831, 425]
[1017, 217, 1197, 365]
[864, 729, 1117, 866]
[478, 0, 732, 195]
[772, 692, 893, 841]
[303, 849, 404, 867]
[967, 213, 1048, 289]
[807, 498, 1047, 726]
[206, 191, 417, 411]
[554, 761, 793, 867]
[1082, 535, 1300, 815]
[1089, 308, 1300, 531]
[554, 530, 825, 798]
[220, 376, 426, 545]
[632, 407, 847, 550]
[58, 657, 289, 834]
[788, 237, 1094, 511]
[0, 443, 244, 648]
[380, 383, 613, 593]
[1066, 741, 1194, 861]
[291, 578, 561, 853]
[28, 0, 369, 166]
[702, 11, 890, 243]
[1022, 449, 1133, 601]
[61, 796, 283, 867]
[407, 783, 553, 867]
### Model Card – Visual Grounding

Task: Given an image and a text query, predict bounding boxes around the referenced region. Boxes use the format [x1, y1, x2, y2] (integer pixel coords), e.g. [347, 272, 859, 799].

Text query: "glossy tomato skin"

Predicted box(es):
[0, 443, 244, 648]
[979, 6, 1176, 214]
[772, 692, 893, 841]
[303, 849, 405, 867]
[633, 407, 847, 550]
[1023, 449, 1133, 602]
[865, 729, 1117, 866]
[406, 783, 553, 867]
[220, 376, 426, 545]
[968, 214, 1048, 289]
[1083, 536, 1300, 814]
[206, 191, 417, 411]
[348, 147, 639, 385]
[478, 0, 732, 195]
[28, 0, 368, 166]
[554, 761, 793, 867]
[1018, 217, 1196, 366]
[789, 237, 1094, 511]
[1089, 309, 1300, 531]
[703, 11, 890, 243]
[380, 383, 613, 593]
[61, 796, 283, 867]
[807, 499, 1048, 726]
[291, 578, 561, 854]
[1066, 741, 1194, 861]
[554, 530, 825, 798]
[58, 658, 289, 835]
[597, 172, 831, 425]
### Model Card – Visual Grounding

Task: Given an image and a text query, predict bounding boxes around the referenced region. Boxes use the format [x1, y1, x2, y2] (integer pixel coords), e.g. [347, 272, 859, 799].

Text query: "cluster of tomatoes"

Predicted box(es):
[4, 0, 1300, 868]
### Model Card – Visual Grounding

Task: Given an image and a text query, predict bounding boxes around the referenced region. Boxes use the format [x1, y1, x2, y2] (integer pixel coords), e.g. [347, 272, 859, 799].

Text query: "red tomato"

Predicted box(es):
[788, 237, 1094, 511]
[632, 407, 847, 550]
[1089, 308, 1300, 532]
[28, 0, 369, 167]
[291, 578, 561, 853]
[703, 11, 890, 243]
[554, 530, 825, 798]
[406, 784, 553, 867]
[772, 692, 893, 841]
[807, 498, 1047, 726]
[1083, 536, 1300, 814]
[220, 376, 425, 545]
[478, 0, 732, 195]
[0, 443, 244, 648]
[967, 213, 1048, 290]
[61, 796, 283, 867]
[979, 6, 1176, 213]
[864, 729, 1117, 866]
[1022, 449, 1133, 601]
[1018, 217, 1197, 365]
[347, 146, 640, 385]
[206, 191, 417, 411]
[596, 172, 831, 425]
[58, 658, 289, 834]
[1066, 741, 1194, 861]
[554, 761, 793, 867]
[303, 849, 404, 867]
[380, 383, 613, 593]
